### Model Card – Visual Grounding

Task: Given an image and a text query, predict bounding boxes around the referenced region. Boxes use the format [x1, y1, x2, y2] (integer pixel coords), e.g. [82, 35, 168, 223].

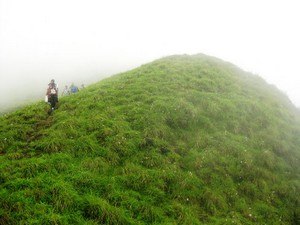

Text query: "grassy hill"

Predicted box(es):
[0, 54, 299, 225]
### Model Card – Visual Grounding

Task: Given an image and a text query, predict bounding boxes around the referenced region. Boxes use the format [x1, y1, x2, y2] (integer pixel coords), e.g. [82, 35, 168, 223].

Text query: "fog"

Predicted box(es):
[1, 0, 300, 112]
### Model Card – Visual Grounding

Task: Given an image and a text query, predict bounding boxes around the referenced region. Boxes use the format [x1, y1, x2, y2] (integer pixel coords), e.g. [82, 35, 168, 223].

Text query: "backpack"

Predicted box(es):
[71, 86, 78, 93]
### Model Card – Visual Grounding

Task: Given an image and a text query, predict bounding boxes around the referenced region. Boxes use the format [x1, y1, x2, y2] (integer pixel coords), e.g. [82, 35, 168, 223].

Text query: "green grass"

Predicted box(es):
[0, 54, 299, 224]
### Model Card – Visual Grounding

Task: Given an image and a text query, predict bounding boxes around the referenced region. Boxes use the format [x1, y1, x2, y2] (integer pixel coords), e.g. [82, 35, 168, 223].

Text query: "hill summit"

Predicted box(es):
[0, 54, 299, 224]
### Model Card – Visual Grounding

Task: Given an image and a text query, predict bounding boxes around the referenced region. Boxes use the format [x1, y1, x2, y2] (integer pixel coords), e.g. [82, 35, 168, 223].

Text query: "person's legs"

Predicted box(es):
[50, 95, 56, 109]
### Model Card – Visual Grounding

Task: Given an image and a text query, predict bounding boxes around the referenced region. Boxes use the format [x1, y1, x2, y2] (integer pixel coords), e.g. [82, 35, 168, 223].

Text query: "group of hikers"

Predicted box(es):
[61, 83, 85, 96]
[46, 79, 84, 113]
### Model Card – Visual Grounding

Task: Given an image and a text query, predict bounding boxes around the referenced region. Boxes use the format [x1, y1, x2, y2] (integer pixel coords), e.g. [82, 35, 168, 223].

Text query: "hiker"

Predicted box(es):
[70, 83, 79, 94]
[46, 79, 58, 112]
[62, 85, 70, 96]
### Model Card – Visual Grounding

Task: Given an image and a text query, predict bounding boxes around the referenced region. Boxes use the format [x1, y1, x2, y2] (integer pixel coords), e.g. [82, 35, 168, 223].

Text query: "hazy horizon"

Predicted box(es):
[1, 0, 300, 111]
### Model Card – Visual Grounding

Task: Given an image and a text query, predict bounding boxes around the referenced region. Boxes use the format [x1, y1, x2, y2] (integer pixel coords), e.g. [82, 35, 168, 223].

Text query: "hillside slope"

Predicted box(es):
[0, 54, 299, 225]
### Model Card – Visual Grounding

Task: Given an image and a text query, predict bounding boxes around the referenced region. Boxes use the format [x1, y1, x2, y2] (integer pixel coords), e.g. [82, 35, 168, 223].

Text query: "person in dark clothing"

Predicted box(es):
[46, 79, 58, 112]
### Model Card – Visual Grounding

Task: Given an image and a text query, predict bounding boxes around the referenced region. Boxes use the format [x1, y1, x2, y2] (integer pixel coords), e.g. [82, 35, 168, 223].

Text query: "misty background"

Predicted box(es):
[1, 0, 300, 112]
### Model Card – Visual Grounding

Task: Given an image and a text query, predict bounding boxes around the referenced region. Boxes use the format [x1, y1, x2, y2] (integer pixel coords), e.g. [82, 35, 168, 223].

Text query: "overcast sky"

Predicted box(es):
[0, 0, 299, 110]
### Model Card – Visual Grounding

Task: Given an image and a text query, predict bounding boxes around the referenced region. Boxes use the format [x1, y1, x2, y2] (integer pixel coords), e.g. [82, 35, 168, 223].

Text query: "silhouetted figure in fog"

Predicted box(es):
[46, 79, 58, 113]
[62, 85, 70, 96]
[70, 83, 79, 94]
